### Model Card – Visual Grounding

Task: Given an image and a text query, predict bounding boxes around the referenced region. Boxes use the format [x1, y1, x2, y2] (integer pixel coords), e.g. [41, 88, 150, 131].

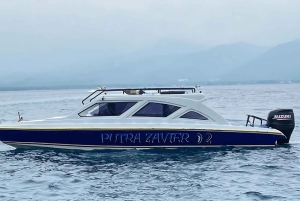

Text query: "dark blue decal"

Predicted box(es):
[197, 133, 213, 144]
[101, 132, 190, 144]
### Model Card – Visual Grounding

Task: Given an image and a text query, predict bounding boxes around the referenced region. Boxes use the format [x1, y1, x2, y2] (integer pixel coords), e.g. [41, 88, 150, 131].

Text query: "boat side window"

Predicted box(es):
[133, 102, 180, 117]
[79, 102, 137, 117]
[180, 111, 208, 120]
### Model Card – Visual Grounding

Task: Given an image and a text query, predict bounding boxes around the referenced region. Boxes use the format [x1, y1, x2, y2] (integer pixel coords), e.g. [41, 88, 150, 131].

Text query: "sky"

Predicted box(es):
[0, 0, 300, 79]
[0, 0, 300, 49]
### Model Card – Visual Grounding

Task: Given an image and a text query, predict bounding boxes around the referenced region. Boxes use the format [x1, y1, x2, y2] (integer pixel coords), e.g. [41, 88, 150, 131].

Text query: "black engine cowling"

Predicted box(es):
[267, 109, 295, 144]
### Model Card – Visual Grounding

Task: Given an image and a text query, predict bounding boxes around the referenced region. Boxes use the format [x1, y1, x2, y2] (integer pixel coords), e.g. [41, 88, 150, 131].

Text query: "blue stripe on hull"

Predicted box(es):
[0, 129, 286, 148]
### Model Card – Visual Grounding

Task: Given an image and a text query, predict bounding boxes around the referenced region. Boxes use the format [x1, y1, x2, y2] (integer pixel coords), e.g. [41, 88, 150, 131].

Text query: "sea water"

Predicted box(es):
[0, 84, 300, 200]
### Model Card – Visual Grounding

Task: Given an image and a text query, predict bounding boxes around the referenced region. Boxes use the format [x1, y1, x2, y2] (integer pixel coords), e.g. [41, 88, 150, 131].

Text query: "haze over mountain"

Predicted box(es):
[106, 42, 271, 85]
[0, 40, 272, 88]
[0, 39, 209, 88]
[158, 42, 270, 82]
[222, 40, 300, 82]
[2, 39, 300, 89]
[125, 39, 210, 62]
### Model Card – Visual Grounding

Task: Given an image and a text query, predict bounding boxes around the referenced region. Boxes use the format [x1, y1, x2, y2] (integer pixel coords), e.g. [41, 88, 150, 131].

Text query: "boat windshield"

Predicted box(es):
[79, 102, 137, 116]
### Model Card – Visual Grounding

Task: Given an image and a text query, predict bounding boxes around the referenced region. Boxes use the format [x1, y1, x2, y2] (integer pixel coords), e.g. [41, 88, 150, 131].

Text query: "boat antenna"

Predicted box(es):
[18, 112, 23, 122]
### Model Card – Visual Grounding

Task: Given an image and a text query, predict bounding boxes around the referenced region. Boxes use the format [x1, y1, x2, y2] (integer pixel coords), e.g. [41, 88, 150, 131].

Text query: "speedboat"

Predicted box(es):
[0, 86, 295, 150]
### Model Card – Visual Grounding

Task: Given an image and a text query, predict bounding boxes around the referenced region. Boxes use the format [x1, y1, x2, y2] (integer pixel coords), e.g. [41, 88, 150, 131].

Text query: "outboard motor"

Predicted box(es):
[267, 109, 295, 144]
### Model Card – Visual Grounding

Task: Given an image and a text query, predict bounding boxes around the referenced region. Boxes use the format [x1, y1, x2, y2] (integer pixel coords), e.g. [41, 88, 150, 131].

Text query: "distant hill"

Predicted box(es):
[0, 39, 208, 88]
[0, 40, 275, 88]
[124, 39, 209, 62]
[158, 42, 270, 82]
[222, 40, 300, 82]
[102, 42, 270, 84]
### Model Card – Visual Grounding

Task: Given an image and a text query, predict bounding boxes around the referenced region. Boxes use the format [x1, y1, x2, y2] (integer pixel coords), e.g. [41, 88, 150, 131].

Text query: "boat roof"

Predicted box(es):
[82, 86, 203, 105]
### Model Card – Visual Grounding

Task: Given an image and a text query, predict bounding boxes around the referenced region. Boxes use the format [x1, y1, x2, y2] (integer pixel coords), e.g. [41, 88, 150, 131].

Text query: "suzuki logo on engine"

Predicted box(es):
[273, 115, 292, 120]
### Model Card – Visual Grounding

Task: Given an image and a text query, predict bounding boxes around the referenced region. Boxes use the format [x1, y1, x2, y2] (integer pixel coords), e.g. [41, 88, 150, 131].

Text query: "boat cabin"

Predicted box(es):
[65, 86, 230, 125]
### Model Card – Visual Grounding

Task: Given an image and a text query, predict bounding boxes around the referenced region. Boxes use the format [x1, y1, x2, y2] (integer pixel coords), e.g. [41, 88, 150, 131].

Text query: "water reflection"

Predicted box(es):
[1, 146, 289, 166]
